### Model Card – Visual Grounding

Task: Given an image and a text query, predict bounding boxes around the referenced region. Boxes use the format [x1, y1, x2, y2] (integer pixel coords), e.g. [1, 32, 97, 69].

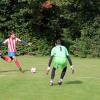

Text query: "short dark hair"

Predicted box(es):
[10, 31, 15, 35]
[55, 39, 61, 44]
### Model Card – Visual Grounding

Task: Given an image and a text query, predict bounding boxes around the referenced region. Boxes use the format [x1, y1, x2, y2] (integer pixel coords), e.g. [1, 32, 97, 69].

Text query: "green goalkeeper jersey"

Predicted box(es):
[51, 45, 69, 69]
[51, 45, 69, 57]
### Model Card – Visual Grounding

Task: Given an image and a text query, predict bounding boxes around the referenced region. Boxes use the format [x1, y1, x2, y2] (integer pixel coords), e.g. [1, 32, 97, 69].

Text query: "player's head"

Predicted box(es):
[10, 31, 16, 39]
[55, 39, 61, 45]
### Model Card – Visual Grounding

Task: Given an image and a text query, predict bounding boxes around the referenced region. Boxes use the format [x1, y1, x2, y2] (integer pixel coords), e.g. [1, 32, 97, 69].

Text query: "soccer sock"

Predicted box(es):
[1, 56, 11, 62]
[14, 59, 21, 68]
[51, 67, 56, 80]
[14, 59, 23, 72]
[60, 67, 67, 79]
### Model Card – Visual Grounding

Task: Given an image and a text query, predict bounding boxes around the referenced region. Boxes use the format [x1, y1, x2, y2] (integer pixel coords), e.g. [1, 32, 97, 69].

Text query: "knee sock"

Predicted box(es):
[14, 59, 21, 68]
[1, 56, 11, 62]
[60, 67, 67, 79]
[51, 68, 56, 80]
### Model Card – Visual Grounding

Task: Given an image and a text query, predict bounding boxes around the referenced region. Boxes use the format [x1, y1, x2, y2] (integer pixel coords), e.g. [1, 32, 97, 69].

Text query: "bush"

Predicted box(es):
[70, 38, 89, 58]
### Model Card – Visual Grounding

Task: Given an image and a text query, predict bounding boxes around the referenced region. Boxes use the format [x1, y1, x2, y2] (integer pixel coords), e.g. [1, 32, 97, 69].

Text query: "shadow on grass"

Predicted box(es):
[65, 80, 83, 84]
[50, 80, 83, 86]
[0, 69, 30, 73]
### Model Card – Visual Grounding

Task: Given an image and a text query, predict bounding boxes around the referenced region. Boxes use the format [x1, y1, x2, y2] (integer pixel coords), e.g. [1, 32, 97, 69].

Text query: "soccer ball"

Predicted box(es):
[31, 67, 36, 73]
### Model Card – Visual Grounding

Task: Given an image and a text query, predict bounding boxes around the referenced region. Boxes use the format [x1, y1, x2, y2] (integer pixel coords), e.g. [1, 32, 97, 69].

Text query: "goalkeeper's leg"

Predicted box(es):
[50, 67, 56, 86]
[58, 67, 67, 85]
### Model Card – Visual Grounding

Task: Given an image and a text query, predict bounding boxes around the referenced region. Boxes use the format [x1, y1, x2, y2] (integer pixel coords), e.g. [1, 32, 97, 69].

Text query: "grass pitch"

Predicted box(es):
[0, 56, 100, 100]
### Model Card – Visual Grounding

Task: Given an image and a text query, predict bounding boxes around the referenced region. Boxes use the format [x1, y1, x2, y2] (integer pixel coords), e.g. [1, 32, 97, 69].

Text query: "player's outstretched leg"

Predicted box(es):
[13, 56, 23, 73]
[1, 56, 11, 62]
[0, 51, 12, 62]
[50, 67, 56, 86]
[58, 67, 67, 85]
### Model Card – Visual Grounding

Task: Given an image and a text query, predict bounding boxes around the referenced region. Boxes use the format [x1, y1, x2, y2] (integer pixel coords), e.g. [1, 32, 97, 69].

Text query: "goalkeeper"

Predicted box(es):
[46, 39, 74, 86]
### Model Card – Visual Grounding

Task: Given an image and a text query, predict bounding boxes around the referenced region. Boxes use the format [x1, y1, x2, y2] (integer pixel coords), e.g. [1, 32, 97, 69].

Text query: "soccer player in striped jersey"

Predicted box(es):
[1, 31, 28, 72]
[0, 50, 2, 57]
[46, 39, 74, 86]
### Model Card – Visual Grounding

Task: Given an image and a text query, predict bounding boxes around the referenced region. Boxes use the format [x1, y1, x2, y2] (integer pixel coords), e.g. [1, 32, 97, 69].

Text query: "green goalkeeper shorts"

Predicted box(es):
[52, 57, 67, 69]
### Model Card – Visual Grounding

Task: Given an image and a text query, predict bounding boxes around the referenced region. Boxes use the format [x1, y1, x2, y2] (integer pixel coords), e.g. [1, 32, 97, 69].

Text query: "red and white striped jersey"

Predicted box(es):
[3, 38, 21, 52]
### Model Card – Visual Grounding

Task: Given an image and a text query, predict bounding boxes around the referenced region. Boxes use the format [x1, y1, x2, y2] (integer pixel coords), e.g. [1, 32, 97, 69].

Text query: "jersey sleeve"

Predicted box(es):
[16, 38, 21, 42]
[65, 47, 69, 56]
[51, 47, 55, 56]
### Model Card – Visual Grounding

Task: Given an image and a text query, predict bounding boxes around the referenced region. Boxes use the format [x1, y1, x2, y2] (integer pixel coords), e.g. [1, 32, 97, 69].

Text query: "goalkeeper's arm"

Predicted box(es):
[67, 55, 73, 66]
[46, 56, 53, 75]
[67, 55, 74, 74]
[48, 56, 53, 67]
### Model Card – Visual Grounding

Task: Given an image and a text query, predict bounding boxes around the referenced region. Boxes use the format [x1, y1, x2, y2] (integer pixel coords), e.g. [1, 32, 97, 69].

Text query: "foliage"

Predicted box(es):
[0, 0, 100, 57]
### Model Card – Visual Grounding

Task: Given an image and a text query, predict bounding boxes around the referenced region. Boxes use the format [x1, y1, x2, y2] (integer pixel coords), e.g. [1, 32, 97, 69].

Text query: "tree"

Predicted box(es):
[0, 0, 100, 57]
